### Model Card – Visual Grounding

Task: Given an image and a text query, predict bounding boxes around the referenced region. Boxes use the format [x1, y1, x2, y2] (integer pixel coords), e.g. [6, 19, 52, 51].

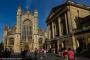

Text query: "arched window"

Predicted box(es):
[39, 38, 43, 48]
[22, 20, 32, 42]
[9, 38, 14, 45]
[39, 38, 43, 45]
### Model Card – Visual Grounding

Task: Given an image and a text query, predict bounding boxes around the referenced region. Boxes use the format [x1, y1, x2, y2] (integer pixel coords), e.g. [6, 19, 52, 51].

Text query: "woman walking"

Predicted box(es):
[63, 48, 68, 60]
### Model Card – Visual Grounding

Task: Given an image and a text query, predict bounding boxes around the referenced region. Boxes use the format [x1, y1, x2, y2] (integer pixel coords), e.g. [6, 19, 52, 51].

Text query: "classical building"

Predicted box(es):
[3, 5, 46, 53]
[46, 1, 90, 54]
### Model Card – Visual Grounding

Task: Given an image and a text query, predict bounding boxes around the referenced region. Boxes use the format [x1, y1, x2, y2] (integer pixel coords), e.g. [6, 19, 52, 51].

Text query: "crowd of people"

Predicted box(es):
[0, 47, 75, 60]
[0, 48, 11, 58]
[21, 48, 47, 60]
[0, 48, 47, 60]
[32, 47, 75, 60]
[61, 48, 75, 60]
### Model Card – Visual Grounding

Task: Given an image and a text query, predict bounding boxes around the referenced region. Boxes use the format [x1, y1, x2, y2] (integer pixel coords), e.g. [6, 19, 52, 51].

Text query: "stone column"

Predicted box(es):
[85, 35, 89, 48]
[54, 23, 56, 36]
[75, 36, 79, 48]
[48, 24, 51, 39]
[65, 13, 69, 34]
[72, 35, 77, 50]
[76, 39, 79, 48]
[3, 39, 6, 49]
[52, 22, 55, 38]
[67, 11, 72, 33]
[7, 38, 9, 49]
[58, 17, 62, 36]
[14, 33, 21, 53]
[61, 42, 64, 48]
[57, 40, 60, 54]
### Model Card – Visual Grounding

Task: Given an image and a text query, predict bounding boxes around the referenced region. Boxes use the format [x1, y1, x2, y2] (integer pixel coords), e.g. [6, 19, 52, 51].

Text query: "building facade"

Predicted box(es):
[3, 5, 46, 53]
[46, 1, 90, 54]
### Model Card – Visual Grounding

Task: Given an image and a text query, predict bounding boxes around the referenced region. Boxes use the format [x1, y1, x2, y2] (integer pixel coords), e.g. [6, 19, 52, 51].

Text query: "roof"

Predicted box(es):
[46, 1, 90, 23]
[52, 1, 90, 13]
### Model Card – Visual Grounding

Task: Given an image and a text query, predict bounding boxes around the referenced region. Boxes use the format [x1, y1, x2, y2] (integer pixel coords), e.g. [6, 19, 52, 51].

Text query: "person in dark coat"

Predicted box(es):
[34, 48, 38, 60]
[21, 50, 28, 60]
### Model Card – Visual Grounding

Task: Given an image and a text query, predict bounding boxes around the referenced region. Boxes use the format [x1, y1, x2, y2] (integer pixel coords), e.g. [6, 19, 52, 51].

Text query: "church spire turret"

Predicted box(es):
[26, 6, 31, 14]
[17, 5, 22, 16]
[26, 0, 32, 14]
[34, 9, 38, 18]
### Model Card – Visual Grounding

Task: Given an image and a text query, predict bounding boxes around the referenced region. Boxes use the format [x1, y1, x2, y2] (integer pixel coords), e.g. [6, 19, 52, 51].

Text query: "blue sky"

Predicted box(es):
[0, 0, 90, 42]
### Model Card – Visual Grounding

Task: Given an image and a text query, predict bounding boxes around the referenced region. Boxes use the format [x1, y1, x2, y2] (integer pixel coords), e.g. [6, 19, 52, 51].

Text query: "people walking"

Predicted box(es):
[34, 48, 38, 60]
[63, 48, 68, 60]
[25, 50, 32, 60]
[59, 48, 63, 57]
[0, 50, 3, 58]
[21, 49, 28, 60]
[44, 49, 47, 56]
[68, 48, 75, 60]
[3, 48, 11, 58]
[39, 48, 44, 60]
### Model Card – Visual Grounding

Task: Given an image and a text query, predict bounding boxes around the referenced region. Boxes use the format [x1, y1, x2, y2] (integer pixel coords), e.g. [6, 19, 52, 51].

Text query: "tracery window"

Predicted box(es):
[22, 20, 32, 42]
[9, 38, 14, 45]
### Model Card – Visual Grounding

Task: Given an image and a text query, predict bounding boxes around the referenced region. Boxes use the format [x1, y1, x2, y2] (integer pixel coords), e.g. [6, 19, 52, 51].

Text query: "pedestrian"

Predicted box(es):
[0, 50, 3, 58]
[21, 49, 28, 60]
[63, 48, 68, 60]
[26, 50, 32, 60]
[34, 48, 38, 60]
[48, 48, 52, 53]
[58, 48, 62, 57]
[3, 48, 10, 58]
[39, 48, 44, 60]
[44, 49, 47, 56]
[68, 48, 75, 60]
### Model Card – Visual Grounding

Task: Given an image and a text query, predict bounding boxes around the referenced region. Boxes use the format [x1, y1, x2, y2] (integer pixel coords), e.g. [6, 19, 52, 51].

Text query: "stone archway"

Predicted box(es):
[24, 44, 29, 51]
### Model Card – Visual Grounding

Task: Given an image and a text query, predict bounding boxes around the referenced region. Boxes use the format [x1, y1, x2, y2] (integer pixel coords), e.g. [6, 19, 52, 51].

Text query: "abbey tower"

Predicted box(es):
[14, 5, 39, 52]
[3, 5, 46, 53]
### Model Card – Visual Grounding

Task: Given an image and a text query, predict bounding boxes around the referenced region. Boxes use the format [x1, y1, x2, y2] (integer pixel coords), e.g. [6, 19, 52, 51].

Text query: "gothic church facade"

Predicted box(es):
[3, 5, 46, 53]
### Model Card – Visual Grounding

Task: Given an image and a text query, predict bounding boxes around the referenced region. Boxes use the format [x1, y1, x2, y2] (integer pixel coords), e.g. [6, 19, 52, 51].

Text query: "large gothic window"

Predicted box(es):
[22, 20, 32, 42]
[9, 38, 14, 46]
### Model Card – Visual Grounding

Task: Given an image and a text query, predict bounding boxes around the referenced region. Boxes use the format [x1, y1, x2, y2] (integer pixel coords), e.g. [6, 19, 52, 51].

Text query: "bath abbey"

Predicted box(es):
[3, 5, 47, 53]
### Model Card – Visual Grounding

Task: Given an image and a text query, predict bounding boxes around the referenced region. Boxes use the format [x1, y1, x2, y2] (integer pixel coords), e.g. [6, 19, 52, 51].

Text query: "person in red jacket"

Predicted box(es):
[63, 48, 68, 60]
